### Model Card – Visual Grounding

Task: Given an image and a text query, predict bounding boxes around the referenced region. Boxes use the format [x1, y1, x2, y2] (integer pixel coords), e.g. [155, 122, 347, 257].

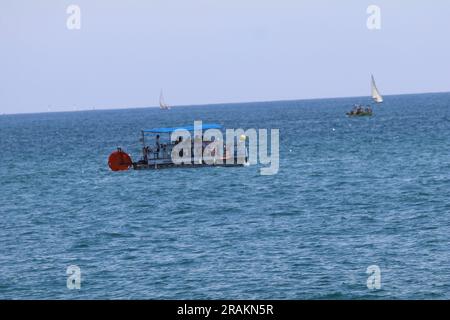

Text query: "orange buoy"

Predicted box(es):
[108, 148, 132, 171]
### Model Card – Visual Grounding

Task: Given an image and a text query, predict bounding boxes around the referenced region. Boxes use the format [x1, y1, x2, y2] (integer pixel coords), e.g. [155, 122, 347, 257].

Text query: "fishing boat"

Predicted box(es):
[346, 104, 373, 117]
[159, 90, 170, 110]
[108, 124, 248, 171]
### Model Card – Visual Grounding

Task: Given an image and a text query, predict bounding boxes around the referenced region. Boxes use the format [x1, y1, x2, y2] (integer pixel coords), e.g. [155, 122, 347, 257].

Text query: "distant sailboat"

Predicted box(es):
[371, 75, 383, 103]
[346, 75, 381, 116]
[159, 90, 171, 110]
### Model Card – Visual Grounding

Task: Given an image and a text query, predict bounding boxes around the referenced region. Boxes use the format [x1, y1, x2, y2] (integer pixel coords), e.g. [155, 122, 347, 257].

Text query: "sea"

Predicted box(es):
[1, 92, 450, 299]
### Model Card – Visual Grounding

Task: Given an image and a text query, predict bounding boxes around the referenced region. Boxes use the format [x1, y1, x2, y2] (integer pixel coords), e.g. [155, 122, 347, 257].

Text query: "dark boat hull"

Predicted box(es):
[346, 112, 373, 117]
[132, 162, 245, 170]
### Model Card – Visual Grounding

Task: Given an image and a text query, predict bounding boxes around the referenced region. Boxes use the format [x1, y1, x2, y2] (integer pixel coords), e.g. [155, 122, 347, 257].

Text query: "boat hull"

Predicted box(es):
[346, 112, 373, 117]
[132, 162, 245, 170]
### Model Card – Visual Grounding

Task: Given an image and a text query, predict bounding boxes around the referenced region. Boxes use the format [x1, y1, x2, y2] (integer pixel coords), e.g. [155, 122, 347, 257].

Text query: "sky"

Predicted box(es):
[1, 0, 449, 114]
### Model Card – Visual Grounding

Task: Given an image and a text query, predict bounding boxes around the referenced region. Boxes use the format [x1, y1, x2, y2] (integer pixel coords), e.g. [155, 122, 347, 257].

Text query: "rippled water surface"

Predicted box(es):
[1, 93, 450, 299]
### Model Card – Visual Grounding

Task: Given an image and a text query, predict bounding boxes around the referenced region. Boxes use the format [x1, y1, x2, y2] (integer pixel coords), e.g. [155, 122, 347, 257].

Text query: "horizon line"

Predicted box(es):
[1, 90, 449, 116]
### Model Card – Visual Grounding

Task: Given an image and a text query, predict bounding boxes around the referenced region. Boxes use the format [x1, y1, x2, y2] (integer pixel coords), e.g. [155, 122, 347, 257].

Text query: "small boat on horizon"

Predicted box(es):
[346, 104, 373, 117]
[346, 75, 383, 116]
[159, 90, 171, 110]
[371, 74, 383, 104]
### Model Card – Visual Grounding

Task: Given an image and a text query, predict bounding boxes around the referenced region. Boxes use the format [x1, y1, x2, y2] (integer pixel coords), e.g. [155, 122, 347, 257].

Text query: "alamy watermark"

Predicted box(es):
[169, 121, 279, 175]
[367, 5, 381, 30]
[366, 265, 381, 290]
[66, 265, 81, 289]
[66, 5, 81, 30]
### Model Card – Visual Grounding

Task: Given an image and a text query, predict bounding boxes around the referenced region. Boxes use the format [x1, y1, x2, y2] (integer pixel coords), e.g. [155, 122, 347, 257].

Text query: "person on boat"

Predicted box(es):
[143, 146, 149, 162]
[155, 135, 161, 158]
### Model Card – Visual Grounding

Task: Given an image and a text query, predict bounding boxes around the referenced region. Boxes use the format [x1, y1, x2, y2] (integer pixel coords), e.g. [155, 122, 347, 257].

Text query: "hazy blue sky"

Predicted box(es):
[1, 0, 449, 114]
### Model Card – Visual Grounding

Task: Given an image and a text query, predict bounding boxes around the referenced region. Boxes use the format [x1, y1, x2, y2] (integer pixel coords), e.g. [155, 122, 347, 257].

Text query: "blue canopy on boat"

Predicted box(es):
[143, 124, 222, 134]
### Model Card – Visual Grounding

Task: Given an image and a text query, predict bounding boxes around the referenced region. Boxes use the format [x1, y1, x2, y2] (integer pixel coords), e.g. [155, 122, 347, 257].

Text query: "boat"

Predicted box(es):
[346, 111, 372, 117]
[371, 74, 383, 104]
[159, 90, 171, 110]
[108, 124, 248, 171]
[346, 104, 373, 117]
[346, 75, 383, 116]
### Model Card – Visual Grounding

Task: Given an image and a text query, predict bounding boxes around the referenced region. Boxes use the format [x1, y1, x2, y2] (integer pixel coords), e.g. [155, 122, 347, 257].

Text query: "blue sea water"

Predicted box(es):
[1, 92, 450, 299]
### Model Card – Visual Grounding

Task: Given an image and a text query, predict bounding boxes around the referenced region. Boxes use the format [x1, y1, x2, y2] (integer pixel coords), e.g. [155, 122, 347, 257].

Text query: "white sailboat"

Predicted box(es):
[159, 90, 171, 110]
[371, 75, 383, 103]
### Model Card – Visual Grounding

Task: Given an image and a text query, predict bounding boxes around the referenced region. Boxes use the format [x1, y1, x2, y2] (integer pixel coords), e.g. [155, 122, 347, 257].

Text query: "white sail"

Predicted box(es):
[371, 75, 383, 103]
[159, 90, 170, 110]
